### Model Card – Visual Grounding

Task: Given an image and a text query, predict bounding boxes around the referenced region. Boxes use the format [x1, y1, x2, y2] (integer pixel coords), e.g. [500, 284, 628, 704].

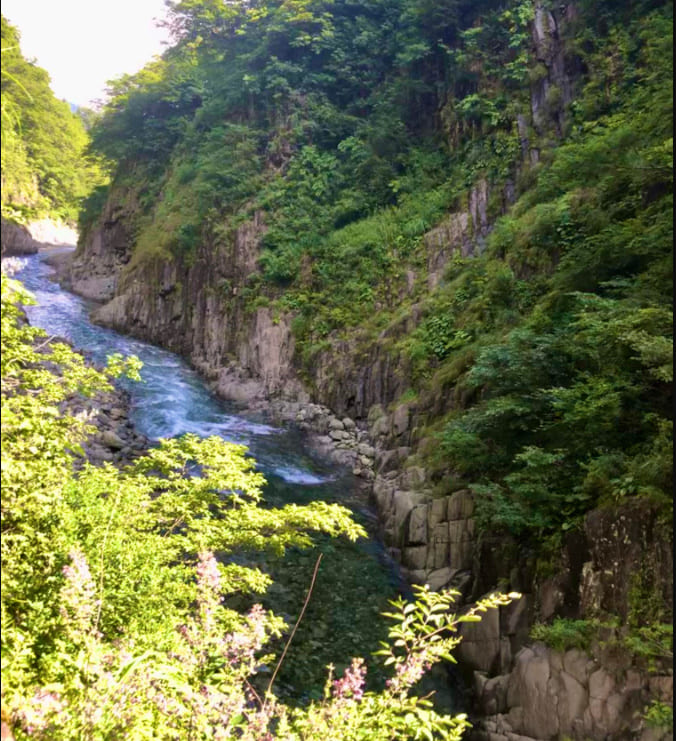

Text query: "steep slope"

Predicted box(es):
[71, 0, 673, 736]
[0, 15, 103, 250]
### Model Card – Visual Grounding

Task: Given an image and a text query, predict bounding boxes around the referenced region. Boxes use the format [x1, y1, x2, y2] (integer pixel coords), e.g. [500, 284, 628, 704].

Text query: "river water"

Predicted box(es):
[6, 247, 464, 708]
[12, 249, 354, 490]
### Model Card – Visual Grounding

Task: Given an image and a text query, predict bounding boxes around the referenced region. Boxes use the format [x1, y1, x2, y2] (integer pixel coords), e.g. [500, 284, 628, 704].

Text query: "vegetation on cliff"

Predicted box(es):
[1, 271, 517, 737]
[2, 0, 672, 733]
[0, 15, 104, 224]
[81, 0, 672, 546]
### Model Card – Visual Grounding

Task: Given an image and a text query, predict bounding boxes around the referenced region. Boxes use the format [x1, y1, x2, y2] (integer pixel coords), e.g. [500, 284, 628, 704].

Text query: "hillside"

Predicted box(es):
[62, 0, 673, 737]
[0, 15, 103, 227]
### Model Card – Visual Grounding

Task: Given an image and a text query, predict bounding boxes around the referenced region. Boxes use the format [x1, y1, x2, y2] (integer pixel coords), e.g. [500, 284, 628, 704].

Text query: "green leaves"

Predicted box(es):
[1, 16, 105, 222]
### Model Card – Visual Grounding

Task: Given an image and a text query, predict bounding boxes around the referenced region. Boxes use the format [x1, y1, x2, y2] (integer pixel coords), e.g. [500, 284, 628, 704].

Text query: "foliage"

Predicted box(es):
[0, 16, 105, 223]
[1, 273, 518, 737]
[531, 616, 673, 672]
[643, 700, 673, 731]
[530, 618, 599, 652]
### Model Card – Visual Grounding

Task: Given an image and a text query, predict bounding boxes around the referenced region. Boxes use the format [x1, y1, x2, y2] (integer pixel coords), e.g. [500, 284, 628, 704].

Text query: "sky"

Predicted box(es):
[2, 0, 173, 108]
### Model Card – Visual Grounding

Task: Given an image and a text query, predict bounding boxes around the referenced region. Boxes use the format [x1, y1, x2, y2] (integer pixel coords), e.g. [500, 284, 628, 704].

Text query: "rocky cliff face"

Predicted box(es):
[67, 2, 672, 737]
[1, 217, 78, 257]
[73, 209, 304, 407]
[1, 219, 40, 257]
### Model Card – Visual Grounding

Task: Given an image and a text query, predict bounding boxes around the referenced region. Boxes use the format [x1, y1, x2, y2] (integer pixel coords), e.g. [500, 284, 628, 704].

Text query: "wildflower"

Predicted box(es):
[60, 549, 96, 634]
[332, 658, 366, 702]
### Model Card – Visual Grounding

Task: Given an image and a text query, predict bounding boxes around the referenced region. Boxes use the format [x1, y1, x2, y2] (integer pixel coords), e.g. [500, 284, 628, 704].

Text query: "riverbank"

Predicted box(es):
[38, 247, 674, 741]
[1, 217, 77, 258]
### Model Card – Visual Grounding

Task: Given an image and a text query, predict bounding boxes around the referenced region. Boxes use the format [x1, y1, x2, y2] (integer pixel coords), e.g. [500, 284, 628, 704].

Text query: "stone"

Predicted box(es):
[329, 418, 345, 431]
[101, 430, 125, 450]
[589, 668, 615, 703]
[402, 546, 428, 571]
[426, 567, 457, 591]
[391, 490, 426, 545]
[648, 676, 673, 703]
[506, 645, 559, 739]
[428, 497, 448, 529]
[481, 674, 510, 715]
[408, 569, 427, 585]
[502, 595, 532, 638]
[557, 671, 588, 736]
[500, 636, 512, 674]
[447, 489, 474, 520]
[87, 444, 114, 463]
[563, 648, 594, 687]
[506, 706, 524, 734]
[1, 218, 40, 256]
[457, 600, 501, 674]
[539, 576, 565, 621]
[401, 466, 426, 489]
[639, 729, 672, 741]
[329, 428, 347, 441]
[376, 447, 410, 474]
[427, 522, 450, 570]
[342, 417, 356, 431]
[357, 443, 375, 458]
[495, 713, 513, 735]
[391, 404, 410, 437]
[370, 414, 390, 439]
[448, 519, 475, 570]
[474, 670, 489, 697]
[367, 403, 385, 425]
[408, 505, 428, 545]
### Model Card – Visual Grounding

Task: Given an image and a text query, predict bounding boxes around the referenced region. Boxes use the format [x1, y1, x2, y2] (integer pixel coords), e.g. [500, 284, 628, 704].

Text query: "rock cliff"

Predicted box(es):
[65, 1, 672, 736]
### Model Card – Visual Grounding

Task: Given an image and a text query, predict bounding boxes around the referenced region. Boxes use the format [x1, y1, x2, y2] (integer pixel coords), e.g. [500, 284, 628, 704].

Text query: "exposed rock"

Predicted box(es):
[391, 403, 410, 437]
[458, 599, 502, 674]
[426, 567, 457, 591]
[448, 489, 474, 520]
[1, 218, 40, 256]
[407, 505, 428, 545]
[580, 500, 673, 621]
[402, 546, 428, 571]
[506, 644, 559, 739]
[101, 430, 125, 450]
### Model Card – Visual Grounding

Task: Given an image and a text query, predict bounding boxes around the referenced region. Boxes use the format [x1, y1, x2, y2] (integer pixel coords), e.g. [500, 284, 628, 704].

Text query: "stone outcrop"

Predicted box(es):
[472, 642, 672, 741]
[1, 218, 40, 256]
[1, 217, 77, 258]
[70, 189, 137, 301]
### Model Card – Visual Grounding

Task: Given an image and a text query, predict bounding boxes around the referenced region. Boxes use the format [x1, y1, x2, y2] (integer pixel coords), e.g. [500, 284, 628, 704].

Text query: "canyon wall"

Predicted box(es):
[66, 3, 672, 738]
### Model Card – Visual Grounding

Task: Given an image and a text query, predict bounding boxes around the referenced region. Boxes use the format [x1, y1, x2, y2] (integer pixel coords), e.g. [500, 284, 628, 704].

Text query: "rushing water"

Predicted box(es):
[6, 248, 465, 709]
[11, 249, 358, 492]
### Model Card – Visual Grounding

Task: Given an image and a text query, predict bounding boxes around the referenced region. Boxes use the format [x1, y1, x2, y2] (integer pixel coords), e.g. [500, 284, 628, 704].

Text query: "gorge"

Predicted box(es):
[1, 0, 672, 737]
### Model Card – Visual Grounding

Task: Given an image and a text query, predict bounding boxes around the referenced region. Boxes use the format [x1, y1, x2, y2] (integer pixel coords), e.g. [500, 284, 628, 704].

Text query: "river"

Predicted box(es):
[7, 247, 423, 702]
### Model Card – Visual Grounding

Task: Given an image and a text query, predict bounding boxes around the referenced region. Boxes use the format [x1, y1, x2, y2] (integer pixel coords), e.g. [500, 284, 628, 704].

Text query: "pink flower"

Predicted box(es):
[60, 549, 96, 632]
[332, 658, 366, 702]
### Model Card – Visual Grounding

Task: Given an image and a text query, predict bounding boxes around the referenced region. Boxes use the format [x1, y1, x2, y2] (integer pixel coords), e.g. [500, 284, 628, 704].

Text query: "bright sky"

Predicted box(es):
[2, 0, 172, 108]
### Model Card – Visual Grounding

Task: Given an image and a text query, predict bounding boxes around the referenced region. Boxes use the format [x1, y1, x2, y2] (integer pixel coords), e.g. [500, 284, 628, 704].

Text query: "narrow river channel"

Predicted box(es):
[9, 247, 451, 705]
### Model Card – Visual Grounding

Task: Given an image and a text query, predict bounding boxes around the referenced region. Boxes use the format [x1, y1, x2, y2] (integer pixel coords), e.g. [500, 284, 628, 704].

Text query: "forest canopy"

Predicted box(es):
[0, 15, 104, 223]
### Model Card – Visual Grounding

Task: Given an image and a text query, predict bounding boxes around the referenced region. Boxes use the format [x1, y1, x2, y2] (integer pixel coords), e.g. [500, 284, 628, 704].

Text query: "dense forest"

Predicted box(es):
[0, 15, 103, 223]
[1, 0, 673, 738]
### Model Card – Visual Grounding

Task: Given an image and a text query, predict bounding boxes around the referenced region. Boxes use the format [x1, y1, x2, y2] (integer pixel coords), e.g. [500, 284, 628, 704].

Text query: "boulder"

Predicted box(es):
[426, 567, 457, 591]
[506, 645, 559, 739]
[101, 430, 125, 450]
